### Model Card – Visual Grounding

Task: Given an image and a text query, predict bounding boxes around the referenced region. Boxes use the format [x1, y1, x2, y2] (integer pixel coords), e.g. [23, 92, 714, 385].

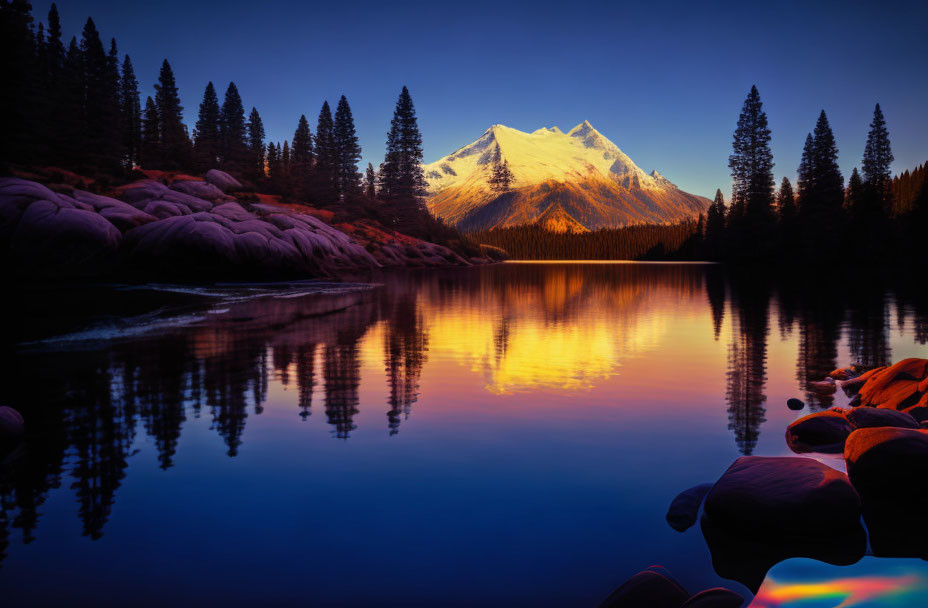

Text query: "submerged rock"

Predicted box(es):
[599, 570, 688, 608]
[680, 588, 744, 608]
[599, 567, 743, 608]
[786, 398, 804, 410]
[666, 482, 713, 533]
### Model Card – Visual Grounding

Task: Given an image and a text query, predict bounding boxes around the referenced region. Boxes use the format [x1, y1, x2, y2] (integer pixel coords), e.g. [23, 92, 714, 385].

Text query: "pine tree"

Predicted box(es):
[380, 86, 425, 207]
[314, 101, 338, 203]
[727, 86, 776, 258]
[704, 188, 727, 258]
[119, 55, 141, 167]
[0, 0, 39, 164]
[81, 18, 121, 169]
[862, 104, 893, 190]
[154, 59, 188, 169]
[364, 163, 377, 198]
[246, 107, 265, 181]
[291, 114, 313, 194]
[777, 177, 796, 223]
[811, 110, 844, 208]
[846, 167, 863, 211]
[219, 82, 246, 171]
[194, 82, 221, 169]
[60, 36, 85, 166]
[334, 95, 362, 198]
[489, 157, 514, 193]
[42, 3, 66, 163]
[266, 141, 280, 189]
[798, 110, 845, 259]
[140, 95, 160, 167]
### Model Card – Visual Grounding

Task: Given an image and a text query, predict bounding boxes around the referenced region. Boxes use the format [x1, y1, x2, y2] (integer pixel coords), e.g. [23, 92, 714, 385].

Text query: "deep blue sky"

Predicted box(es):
[37, 0, 928, 198]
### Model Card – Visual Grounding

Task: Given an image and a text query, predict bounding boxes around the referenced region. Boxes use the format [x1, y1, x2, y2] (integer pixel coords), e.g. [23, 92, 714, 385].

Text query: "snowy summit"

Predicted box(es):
[423, 122, 710, 232]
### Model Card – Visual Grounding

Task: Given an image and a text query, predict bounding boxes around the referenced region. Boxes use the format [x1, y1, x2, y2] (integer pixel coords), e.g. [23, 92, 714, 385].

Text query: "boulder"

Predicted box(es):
[845, 427, 928, 557]
[785, 409, 852, 453]
[829, 366, 860, 381]
[0, 406, 24, 439]
[846, 406, 920, 430]
[809, 377, 837, 394]
[666, 483, 713, 533]
[701, 456, 865, 592]
[599, 570, 688, 608]
[680, 588, 744, 608]
[205, 169, 243, 192]
[170, 179, 231, 202]
[705, 456, 862, 536]
[858, 359, 928, 410]
[786, 398, 804, 411]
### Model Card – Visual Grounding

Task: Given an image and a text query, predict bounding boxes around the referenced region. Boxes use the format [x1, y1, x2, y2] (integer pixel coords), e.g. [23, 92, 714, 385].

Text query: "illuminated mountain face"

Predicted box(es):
[423, 122, 711, 231]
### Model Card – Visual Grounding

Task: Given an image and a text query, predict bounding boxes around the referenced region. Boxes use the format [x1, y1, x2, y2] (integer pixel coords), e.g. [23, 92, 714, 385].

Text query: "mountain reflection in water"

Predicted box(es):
[1, 263, 926, 604]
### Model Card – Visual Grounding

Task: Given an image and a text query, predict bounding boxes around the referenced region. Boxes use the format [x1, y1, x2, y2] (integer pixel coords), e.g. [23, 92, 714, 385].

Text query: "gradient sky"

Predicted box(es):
[37, 0, 928, 198]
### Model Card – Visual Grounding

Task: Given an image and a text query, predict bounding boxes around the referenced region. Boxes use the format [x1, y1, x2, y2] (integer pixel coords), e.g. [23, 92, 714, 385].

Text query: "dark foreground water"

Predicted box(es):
[2, 263, 928, 606]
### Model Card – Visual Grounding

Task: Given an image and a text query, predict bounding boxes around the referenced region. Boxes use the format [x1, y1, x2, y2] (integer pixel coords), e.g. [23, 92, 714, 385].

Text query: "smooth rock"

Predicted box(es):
[785, 409, 852, 454]
[705, 456, 862, 536]
[600, 570, 689, 608]
[170, 179, 230, 202]
[846, 406, 920, 430]
[786, 398, 804, 410]
[666, 483, 713, 533]
[680, 588, 744, 608]
[205, 169, 243, 192]
[845, 427, 928, 557]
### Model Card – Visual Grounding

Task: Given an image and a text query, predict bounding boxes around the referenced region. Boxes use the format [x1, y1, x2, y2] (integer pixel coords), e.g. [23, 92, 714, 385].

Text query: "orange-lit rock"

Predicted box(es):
[858, 358, 928, 410]
[785, 408, 853, 453]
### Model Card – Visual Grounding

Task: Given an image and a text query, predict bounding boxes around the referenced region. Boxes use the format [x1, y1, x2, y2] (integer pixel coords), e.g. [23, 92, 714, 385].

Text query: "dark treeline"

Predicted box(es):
[0, 2, 458, 242]
[468, 87, 927, 265]
[469, 221, 702, 260]
[703, 86, 928, 265]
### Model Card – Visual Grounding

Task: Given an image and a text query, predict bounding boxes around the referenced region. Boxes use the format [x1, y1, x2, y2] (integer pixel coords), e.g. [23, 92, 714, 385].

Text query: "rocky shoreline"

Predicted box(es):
[602, 358, 928, 607]
[0, 169, 497, 281]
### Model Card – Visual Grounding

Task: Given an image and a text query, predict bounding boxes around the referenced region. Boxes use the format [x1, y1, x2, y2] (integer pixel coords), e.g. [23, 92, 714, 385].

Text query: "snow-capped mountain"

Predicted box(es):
[423, 122, 710, 231]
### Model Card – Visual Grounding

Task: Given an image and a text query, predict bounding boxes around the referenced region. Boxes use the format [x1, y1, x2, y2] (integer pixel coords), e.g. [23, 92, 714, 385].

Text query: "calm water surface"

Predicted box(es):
[2, 263, 928, 606]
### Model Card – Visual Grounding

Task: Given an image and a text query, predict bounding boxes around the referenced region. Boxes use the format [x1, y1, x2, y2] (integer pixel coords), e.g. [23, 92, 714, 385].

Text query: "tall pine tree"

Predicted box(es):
[81, 19, 121, 169]
[798, 110, 845, 259]
[727, 86, 776, 258]
[291, 114, 313, 195]
[154, 59, 188, 169]
[119, 55, 141, 167]
[862, 104, 893, 190]
[380, 86, 425, 208]
[246, 107, 265, 182]
[334, 95, 362, 198]
[314, 101, 338, 203]
[140, 95, 160, 168]
[219, 82, 246, 171]
[194, 82, 221, 170]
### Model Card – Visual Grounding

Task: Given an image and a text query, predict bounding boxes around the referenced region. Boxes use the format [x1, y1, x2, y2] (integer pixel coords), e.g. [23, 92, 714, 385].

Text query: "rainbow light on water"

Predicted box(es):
[752, 574, 928, 607]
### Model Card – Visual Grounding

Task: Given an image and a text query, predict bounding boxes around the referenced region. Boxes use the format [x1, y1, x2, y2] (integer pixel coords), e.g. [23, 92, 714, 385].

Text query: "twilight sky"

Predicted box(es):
[38, 0, 928, 198]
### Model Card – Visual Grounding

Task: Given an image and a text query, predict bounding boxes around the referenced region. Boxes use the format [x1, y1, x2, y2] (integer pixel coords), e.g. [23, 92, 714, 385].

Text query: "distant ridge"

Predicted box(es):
[423, 122, 710, 231]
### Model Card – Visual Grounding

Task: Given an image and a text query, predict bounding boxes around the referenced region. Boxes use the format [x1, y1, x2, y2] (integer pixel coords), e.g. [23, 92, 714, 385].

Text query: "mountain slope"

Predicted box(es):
[423, 122, 710, 231]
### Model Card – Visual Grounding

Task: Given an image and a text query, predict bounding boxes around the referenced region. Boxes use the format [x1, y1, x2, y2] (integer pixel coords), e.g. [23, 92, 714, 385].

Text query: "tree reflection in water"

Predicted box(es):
[1, 264, 927, 567]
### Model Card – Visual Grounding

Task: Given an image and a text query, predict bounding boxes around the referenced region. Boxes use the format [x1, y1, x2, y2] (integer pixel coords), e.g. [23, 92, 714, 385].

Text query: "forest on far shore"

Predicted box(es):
[472, 86, 928, 264]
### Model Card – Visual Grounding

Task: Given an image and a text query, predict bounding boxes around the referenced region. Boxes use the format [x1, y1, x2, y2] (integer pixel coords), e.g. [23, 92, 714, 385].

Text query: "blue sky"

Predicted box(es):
[37, 0, 928, 198]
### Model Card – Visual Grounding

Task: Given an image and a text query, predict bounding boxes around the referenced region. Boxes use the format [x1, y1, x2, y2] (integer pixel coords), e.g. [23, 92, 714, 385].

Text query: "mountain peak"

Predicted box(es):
[422, 122, 711, 231]
[567, 120, 597, 137]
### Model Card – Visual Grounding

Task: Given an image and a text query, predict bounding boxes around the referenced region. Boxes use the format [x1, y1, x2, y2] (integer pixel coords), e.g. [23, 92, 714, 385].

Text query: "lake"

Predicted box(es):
[2, 262, 928, 606]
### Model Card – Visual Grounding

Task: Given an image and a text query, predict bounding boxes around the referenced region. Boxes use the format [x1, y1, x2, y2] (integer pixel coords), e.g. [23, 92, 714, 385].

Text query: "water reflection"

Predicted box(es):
[0, 263, 927, 579]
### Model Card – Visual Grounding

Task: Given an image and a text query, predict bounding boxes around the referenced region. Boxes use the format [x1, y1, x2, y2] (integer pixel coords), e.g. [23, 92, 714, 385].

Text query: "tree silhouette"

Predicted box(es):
[334, 95, 362, 199]
[193, 82, 221, 170]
